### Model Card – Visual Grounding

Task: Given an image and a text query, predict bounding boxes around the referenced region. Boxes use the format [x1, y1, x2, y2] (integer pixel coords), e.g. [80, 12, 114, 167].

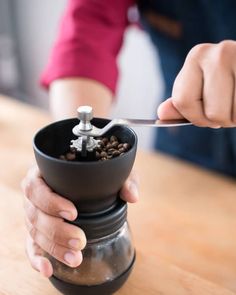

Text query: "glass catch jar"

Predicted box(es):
[48, 200, 135, 295]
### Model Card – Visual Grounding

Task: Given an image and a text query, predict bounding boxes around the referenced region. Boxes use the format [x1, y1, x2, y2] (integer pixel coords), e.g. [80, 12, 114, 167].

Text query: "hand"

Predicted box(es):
[158, 40, 236, 128]
[22, 166, 139, 278]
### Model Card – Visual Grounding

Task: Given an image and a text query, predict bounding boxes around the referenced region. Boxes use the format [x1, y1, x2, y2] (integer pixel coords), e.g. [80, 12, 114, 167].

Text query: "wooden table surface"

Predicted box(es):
[1, 95, 236, 295]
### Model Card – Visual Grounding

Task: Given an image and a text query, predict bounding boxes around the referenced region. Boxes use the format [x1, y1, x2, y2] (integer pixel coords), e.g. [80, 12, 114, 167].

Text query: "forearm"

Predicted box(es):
[49, 78, 113, 121]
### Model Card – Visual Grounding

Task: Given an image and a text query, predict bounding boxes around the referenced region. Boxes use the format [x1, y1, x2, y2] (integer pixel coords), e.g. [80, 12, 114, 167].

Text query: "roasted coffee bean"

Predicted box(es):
[110, 135, 117, 142]
[96, 147, 102, 153]
[123, 143, 130, 151]
[107, 148, 115, 152]
[119, 147, 125, 153]
[106, 143, 112, 149]
[111, 141, 119, 148]
[118, 143, 123, 149]
[66, 152, 76, 161]
[99, 141, 105, 148]
[61, 134, 131, 162]
[102, 137, 109, 145]
[100, 151, 107, 158]
[112, 150, 120, 157]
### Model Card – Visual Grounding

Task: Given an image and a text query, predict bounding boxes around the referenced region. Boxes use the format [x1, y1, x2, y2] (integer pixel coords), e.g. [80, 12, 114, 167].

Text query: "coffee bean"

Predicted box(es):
[110, 135, 118, 142]
[111, 141, 119, 148]
[106, 143, 112, 149]
[100, 151, 107, 158]
[112, 150, 120, 157]
[107, 148, 115, 155]
[61, 135, 131, 162]
[66, 152, 76, 161]
[123, 143, 130, 151]
[119, 147, 125, 153]
[96, 147, 102, 152]
[102, 137, 109, 145]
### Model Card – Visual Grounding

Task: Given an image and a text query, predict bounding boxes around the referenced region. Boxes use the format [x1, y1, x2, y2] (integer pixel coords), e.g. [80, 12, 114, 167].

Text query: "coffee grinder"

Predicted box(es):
[33, 106, 138, 295]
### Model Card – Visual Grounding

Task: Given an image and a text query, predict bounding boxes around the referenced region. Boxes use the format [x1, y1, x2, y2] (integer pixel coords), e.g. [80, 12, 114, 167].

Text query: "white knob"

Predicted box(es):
[77, 106, 93, 122]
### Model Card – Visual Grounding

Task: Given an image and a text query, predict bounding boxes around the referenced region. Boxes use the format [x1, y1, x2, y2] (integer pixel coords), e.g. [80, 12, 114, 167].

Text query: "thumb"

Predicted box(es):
[157, 98, 184, 120]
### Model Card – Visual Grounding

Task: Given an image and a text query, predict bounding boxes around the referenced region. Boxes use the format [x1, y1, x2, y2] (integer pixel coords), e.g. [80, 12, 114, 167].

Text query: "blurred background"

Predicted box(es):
[0, 0, 164, 149]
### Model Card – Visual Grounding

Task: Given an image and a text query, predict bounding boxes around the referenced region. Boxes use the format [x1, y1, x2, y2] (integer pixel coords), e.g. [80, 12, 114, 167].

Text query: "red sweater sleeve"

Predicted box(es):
[41, 0, 134, 94]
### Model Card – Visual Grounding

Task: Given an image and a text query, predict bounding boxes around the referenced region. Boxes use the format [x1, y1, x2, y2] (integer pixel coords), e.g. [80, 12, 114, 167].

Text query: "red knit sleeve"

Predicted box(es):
[40, 0, 134, 94]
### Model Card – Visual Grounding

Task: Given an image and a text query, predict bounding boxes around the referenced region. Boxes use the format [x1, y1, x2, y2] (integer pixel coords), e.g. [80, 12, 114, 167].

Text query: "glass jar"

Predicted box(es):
[50, 221, 135, 285]
[48, 201, 135, 295]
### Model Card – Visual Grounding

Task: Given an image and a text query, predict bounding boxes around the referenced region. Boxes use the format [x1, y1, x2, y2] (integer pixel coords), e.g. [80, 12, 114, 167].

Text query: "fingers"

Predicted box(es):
[24, 199, 86, 250]
[26, 234, 53, 278]
[233, 85, 236, 123]
[157, 98, 184, 120]
[171, 44, 217, 128]
[22, 166, 77, 221]
[202, 43, 234, 127]
[120, 171, 139, 203]
[160, 41, 236, 128]
[25, 216, 83, 268]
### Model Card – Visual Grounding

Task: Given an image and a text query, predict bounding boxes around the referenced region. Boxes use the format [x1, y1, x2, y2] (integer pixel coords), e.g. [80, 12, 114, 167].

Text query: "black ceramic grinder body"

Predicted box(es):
[33, 118, 137, 295]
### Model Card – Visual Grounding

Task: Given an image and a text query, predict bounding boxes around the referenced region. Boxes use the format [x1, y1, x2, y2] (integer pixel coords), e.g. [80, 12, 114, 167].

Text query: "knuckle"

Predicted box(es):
[22, 168, 44, 202]
[218, 40, 233, 52]
[27, 205, 39, 227]
[29, 225, 37, 240]
[25, 217, 37, 240]
[232, 116, 236, 124]
[205, 109, 223, 123]
[48, 223, 59, 241]
[205, 110, 217, 121]
[42, 198, 53, 215]
[172, 95, 190, 110]
[23, 180, 33, 200]
[188, 43, 211, 60]
[48, 241, 57, 257]
[214, 41, 233, 64]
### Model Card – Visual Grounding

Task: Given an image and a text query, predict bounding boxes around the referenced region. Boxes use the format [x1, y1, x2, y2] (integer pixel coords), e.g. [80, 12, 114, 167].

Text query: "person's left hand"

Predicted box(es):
[158, 40, 236, 128]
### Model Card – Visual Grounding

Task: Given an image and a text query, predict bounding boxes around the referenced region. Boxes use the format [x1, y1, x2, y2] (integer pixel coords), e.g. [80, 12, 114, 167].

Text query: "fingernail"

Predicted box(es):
[68, 239, 81, 249]
[59, 211, 74, 220]
[64, 252, 77, 266]
[128, 181, 139, 201]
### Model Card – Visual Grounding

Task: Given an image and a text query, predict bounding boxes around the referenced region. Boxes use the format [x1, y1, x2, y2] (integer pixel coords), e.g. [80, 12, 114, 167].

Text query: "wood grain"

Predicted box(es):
[0, 95, 236, 294]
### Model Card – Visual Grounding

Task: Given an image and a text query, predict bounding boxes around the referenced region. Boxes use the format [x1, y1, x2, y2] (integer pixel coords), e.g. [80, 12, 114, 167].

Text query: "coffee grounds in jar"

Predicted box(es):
[59, 135, 131, 162]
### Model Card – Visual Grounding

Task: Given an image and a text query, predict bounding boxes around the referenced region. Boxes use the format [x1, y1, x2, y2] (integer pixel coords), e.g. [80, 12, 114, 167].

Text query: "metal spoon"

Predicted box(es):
[72, 106, 192, 138]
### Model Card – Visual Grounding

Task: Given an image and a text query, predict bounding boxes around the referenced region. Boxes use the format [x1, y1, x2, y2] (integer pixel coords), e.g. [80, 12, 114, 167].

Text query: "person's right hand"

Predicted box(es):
[22, 165, 139, 278]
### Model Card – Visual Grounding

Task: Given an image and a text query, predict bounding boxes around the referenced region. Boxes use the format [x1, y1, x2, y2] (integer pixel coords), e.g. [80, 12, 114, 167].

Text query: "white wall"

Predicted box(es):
[114, 27, 163, 149]
[13, 0, 164, 150]
[13, 0, 67, 106]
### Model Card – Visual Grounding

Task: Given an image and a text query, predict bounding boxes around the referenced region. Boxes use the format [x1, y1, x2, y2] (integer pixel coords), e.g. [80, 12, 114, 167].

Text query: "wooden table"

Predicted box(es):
[0, 95, 236, 295]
